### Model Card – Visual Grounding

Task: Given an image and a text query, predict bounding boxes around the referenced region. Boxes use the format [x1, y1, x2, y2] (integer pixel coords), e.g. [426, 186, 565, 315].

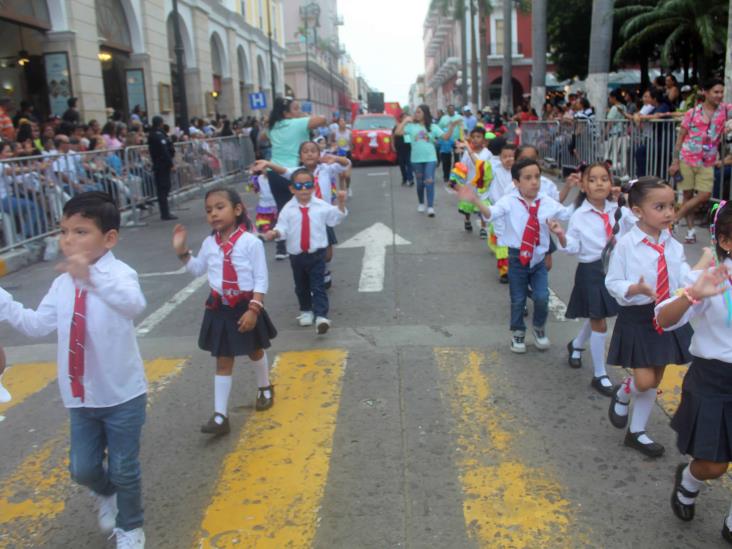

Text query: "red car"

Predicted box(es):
[351, 114, 397, 165]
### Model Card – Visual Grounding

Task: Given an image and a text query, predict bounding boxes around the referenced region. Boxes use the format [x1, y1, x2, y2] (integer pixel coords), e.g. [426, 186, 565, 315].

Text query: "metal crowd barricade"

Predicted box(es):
[1, 135, 256, 253]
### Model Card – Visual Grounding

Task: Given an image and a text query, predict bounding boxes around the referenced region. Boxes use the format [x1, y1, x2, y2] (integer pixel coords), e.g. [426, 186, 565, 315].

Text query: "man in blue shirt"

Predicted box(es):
[463, 106, 477, 133]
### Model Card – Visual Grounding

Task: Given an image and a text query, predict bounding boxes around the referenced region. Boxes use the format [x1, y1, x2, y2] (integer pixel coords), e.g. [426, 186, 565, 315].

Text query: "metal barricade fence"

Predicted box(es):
[0, 135, 255, 253]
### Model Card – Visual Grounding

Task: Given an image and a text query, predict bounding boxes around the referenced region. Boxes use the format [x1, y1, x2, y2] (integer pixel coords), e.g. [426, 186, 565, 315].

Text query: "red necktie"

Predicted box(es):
[69, 288, 87, 401]
[518, 198, 541, 266]
[215, 225, 247, 307]
[593, 210, 613, 241]
[314, 173, 322, 200]
[300, 206, 311, 253]
[642, 238, 670, 334]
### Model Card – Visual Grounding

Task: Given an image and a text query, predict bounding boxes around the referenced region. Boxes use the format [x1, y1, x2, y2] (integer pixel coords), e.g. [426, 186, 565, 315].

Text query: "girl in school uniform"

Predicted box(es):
[604, 176, 693, 458]
[254, 141, 350, 289]
[172, 187, 277, 436]
[656, 201, 732, 543]
[558, 163, 635, 396]
[248, 169, 278, 234]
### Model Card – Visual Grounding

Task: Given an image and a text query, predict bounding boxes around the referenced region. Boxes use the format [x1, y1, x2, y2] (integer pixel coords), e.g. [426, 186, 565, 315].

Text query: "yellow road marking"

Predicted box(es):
[0, 358, 186, 546]
[195, 349, 348, 549]
[435, 348, 580, 548]
[0, 361, 57, 415]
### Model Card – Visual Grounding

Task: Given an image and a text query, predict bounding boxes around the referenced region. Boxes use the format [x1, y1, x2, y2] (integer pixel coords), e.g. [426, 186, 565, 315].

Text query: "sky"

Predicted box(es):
[337, 0, 429, 106]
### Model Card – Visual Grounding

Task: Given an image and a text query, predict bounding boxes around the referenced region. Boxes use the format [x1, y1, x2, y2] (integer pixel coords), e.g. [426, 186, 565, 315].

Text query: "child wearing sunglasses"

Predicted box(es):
[263, 169, 347, 334]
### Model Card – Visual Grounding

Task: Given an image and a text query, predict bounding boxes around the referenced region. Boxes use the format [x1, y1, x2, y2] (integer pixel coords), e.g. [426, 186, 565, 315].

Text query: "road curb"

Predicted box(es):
[0, 173, 246, 278]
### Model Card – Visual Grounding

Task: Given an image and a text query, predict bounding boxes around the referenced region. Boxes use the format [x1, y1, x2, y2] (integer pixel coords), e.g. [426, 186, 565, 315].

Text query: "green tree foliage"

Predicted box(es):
[547, 0, 594, 81]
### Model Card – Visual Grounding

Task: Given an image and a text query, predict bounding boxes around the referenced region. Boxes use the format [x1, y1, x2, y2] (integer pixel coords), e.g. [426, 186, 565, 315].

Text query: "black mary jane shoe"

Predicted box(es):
[624, 430, 665, 458]
[255, 385, 275, 411]
[566, 341, 583, 369]
[200, 413, 230, 435]
[591, 376, 614, 397]
[671, 463, 697, 522]
[608, 385, 629, 429]
[722, 520, 732, 544]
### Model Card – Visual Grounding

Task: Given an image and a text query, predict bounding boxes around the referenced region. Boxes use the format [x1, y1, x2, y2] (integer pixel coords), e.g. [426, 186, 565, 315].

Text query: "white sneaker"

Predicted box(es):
[297, 311, 314, 326]
[427, 207, 435, 217]
[417, 204, 425, 213]
[94, 492, 117, 534]
[510, 331, 526, 353]
[315, 316, 331, 335]
[113, 527, 145, 549]
[348, 187, 353, 197]
[533, 327, 551, 350]
[275, 252, 289, 260]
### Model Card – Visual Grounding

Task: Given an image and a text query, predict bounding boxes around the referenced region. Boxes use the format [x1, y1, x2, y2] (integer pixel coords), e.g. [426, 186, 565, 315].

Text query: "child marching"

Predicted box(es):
[457, 127, 494, 237]
[487, 143, 516, 283]
[656, 201, 732, 543]
[0, 192, 148, 548]
[554, 163, 634, 396]
[604, 177, 693, 458]
[264, 168, 348, 334]
[458, 157, 571, 352]
[173, 187, 277, 436]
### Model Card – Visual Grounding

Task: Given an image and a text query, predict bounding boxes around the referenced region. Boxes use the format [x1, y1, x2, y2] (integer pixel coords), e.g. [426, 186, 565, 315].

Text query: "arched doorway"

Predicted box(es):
[237, 46, 251, 113]
[167, 12, 192, 126]
[96, 0, 133, 119]
[488, 76, 524, 113]
[256, 55, 266, 93]
[210, 33, 225, 116]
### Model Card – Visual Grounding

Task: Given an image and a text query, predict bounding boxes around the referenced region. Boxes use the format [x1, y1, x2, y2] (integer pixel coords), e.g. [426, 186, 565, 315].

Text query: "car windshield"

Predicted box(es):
[353, 116, 395, 130]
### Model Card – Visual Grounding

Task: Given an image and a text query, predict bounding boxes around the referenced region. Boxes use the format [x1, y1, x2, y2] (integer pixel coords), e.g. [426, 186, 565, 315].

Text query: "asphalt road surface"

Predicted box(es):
[0, 165, 729, 549]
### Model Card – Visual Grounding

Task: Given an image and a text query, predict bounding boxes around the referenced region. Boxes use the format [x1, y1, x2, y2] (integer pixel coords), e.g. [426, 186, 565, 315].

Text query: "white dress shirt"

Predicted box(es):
[254, 174, 276, 209]
[186, 231, 268, 294]
[561, 200, 637, 262]
[275, 196, 347, 255]
[314, 162, 348, 204]
[487, 163, 514, 204]
[487, 192, 573, 267]
[655, 259, 732, 362]
[605, 225, 690, 306]
[0, 252, 147, 408]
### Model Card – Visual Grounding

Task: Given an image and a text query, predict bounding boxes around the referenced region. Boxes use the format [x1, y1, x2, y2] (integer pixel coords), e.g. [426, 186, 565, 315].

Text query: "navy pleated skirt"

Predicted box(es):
[672, 357, 732, 462]
[606, 303, 692, 368]
[198, 300, 277, 357]
[565, 261, 619, 320]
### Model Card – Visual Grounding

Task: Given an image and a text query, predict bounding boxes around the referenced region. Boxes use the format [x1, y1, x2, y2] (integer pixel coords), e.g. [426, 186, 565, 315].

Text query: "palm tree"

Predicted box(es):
[586, 0, 614, 118]
[614, 0, 727, 80]
[500, 0, 513, 115]
[479, 1, 491, 106]
[530, 0, 547, 116]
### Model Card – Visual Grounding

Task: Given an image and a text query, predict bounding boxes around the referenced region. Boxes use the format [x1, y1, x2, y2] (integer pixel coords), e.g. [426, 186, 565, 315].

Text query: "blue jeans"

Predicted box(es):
[289, 248, 328, 317]
[397, 145, 413, 183]
[69, 393, 147, 531]
[412, 161, 437, 207]
[1, 195, 42, 238]
[508, 249, 549, 332]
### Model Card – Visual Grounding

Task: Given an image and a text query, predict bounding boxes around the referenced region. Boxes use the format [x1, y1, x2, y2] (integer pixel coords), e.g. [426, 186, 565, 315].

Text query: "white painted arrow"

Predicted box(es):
[338, 222, 411, 292]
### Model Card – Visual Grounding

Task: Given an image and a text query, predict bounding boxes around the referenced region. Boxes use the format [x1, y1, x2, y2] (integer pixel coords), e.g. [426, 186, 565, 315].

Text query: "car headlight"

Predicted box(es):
[355, 137, 363, 143]
[383, 137, 391, 144]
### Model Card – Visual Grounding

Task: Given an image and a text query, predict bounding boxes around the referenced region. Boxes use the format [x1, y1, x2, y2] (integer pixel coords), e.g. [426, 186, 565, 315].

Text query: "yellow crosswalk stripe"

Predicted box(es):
[435, 348, 585, 548]
[194, 349, 348, 549]
[0, 358, 187, 547]
[0, 361, 57, 415]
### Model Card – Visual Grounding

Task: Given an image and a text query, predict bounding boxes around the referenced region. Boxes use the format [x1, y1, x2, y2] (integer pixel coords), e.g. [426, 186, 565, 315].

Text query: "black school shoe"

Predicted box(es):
[256, 385, 275, 411]
[608, 385, 629, 429]
[566, 341, 583, 368]
[591, 376, 614, 397]
[671, 463, 697, 522]
[624, 430, 665, 458]
[464, 220, 473, 232]
[499, 274, 509, 284]
[722, 520, 732, 544]
[201, 413, 230, 435]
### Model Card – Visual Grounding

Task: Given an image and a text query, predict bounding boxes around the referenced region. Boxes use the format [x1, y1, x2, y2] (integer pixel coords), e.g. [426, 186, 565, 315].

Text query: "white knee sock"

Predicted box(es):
[589, 331, 610, 384]
[629, 388, 656, 442]
[214, 375, 232, 421]
[727, 500, 732, 529]
[252, 353, 270, 388]
[572, 320, 592, 358]
[677, 464, 703, 505]
[613, 377, 636, 417]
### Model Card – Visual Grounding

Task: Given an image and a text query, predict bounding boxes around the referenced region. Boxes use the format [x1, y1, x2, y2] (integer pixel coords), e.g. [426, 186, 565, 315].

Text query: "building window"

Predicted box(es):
[494, 18, 504, 56]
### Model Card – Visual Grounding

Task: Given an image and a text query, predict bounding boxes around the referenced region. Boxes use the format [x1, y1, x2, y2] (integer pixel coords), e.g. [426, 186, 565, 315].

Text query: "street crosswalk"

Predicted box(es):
[0, 348, 696, 548]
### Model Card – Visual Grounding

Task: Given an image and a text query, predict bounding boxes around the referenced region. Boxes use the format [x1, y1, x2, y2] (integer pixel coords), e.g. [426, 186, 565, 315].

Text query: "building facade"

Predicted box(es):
[0, 0, 286, 127]
[281, 0, 350, 118]
[422, 1, 555, 112]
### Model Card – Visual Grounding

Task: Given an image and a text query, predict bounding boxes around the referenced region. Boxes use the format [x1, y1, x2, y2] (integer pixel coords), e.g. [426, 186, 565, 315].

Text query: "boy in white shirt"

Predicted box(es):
[487, 143, 516, 282]
[264, 169, 347, 335]
[458, 158, 572, 353]
[0, 192, 148, 548]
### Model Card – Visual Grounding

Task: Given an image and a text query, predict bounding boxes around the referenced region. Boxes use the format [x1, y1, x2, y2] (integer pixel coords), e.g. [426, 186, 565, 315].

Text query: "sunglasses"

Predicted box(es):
[292, 181, 314, 191]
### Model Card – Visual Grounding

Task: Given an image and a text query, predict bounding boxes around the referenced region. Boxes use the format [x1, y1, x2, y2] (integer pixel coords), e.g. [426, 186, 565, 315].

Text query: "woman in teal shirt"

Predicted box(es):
[396, 104, 460, 216]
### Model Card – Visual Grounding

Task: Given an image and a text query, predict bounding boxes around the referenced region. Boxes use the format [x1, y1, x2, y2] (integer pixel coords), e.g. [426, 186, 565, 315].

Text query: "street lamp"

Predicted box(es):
[299, 2, 320, 103]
